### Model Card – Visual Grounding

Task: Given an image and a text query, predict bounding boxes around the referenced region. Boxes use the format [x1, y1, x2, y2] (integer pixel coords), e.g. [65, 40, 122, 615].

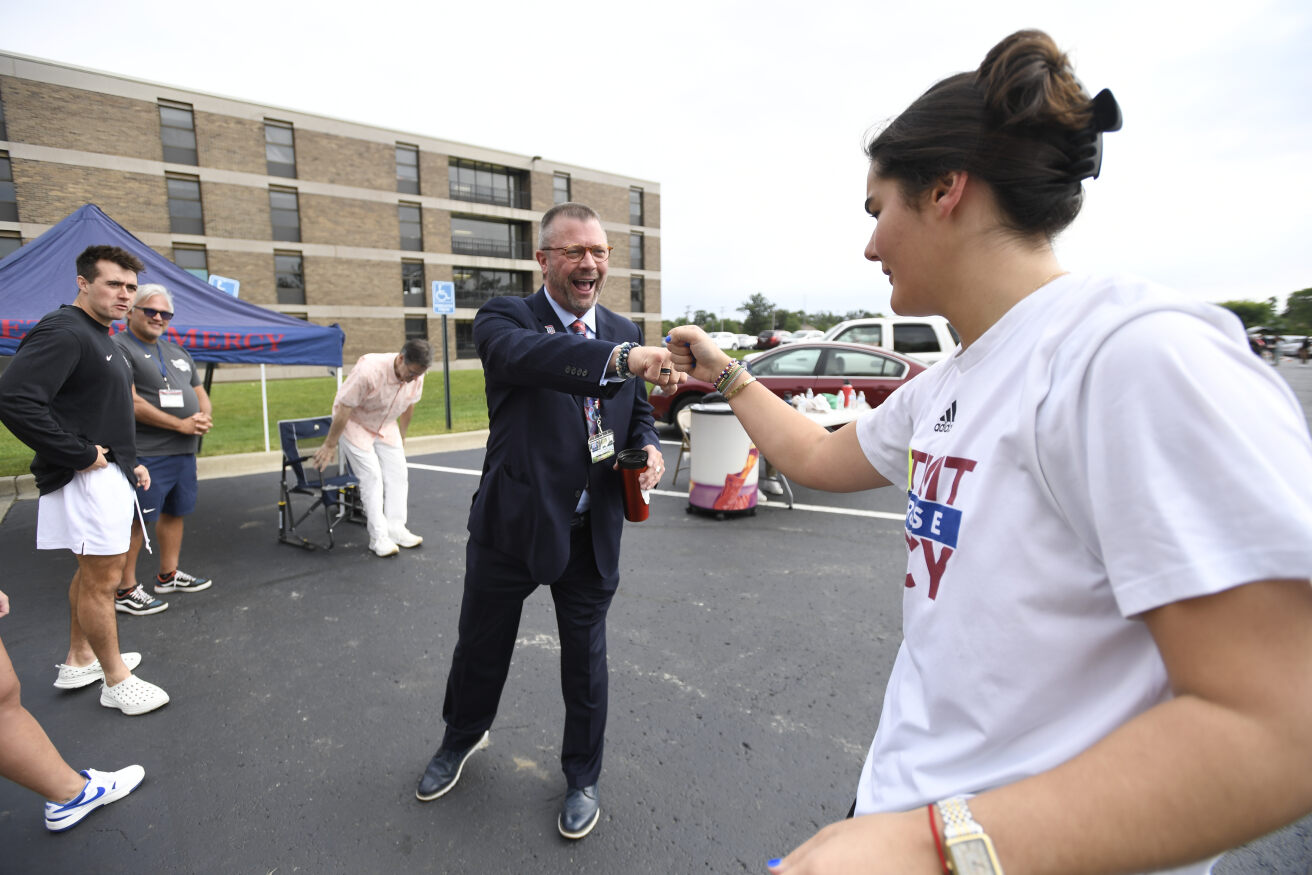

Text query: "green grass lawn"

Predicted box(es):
[0, 369, 492, 477]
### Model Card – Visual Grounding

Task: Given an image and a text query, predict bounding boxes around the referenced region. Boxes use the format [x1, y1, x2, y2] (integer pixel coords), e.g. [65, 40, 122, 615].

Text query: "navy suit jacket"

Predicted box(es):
[466, 289, 659, 585]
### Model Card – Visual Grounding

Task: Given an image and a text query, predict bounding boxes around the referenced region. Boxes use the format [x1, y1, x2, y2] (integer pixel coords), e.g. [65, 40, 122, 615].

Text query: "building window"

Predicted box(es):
[165, 174, 204, 235]
[405, 316, 428, 341]
[275, 252, 304, 304]
[455, 321, 477, 359]
[630, 233, 644, 270]
[158, 100, 197, 165]
[629, 187, 644, 226]
[265, 120, 296, 178]
[0, 152, 17, 222]
[451, 215, 530, 259]
[396, 144, 420, 194]
[399, 203, 423, 251]
[173, 244, 208, 280]
[269, 187, 301, 242]
[448, 157, 528, 208]
[0, 84, 8, 142]
[553, 172, 570, 205]
[630, 276, 645, 313]
[453, 267, 531, 309]
[0, 231, 20, 260]
[402, 260, 425, 306]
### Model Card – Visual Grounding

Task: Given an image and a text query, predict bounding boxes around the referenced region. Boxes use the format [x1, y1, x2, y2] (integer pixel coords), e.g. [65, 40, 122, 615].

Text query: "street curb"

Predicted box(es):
[0, 430, 490, 521]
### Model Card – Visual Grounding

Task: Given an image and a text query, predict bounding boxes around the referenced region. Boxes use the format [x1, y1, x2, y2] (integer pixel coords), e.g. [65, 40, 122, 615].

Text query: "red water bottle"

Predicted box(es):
[617, 448, 651, 522]
[840, 380, 855, 409]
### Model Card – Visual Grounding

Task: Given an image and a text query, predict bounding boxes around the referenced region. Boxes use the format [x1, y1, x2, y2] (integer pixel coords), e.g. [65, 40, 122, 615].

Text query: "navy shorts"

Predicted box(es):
[135, 454, 198, 519]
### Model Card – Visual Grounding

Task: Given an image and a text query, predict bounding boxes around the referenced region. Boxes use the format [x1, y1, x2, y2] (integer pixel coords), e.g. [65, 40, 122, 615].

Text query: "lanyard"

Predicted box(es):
[125, 332, 170, 386]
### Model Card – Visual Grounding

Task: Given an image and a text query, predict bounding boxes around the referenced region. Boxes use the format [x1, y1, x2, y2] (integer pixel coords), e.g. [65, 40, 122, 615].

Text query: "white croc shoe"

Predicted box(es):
[100, 675, 170, 716]
[54, 652, 142, 690]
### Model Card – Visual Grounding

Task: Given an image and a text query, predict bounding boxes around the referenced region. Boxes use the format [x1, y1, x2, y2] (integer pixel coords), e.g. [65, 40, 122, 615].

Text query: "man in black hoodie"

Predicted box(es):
[0, 245, 170, 716]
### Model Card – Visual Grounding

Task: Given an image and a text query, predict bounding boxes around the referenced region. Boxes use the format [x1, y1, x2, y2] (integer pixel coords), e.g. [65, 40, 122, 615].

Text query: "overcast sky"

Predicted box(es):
[5, 0, 1310, 322]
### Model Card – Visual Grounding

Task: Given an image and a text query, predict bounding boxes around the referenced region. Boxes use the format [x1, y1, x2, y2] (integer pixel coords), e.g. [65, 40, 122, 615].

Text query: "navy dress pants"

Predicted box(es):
[441, 523, 618, 788]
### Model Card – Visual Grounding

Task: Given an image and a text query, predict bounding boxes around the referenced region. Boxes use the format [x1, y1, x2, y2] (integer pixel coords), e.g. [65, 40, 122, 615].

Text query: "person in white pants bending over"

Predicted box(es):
[312, 339, 431, 557]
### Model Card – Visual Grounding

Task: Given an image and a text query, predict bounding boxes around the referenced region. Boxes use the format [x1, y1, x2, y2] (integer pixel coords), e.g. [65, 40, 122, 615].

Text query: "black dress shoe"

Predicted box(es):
[558, 784, 600, 839]
[415, 731, 489, 801]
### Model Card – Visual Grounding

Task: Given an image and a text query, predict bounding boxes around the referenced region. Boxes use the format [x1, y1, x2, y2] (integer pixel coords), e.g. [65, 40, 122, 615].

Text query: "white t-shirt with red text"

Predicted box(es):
[854, 274, 1312, 874]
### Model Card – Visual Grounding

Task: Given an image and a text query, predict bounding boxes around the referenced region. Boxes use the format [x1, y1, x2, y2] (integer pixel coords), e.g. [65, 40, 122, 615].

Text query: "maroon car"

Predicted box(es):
[647, 341, 928, 423]
[755, 329, 791, 350]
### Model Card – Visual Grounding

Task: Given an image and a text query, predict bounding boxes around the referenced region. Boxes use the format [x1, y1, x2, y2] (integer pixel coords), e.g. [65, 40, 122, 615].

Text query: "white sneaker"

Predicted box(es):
[54, 652, 142, 690]
[371, 538, 400, 557]
[389, 526, 423, 548]
[759, 479, 784, 495]
[45, 765, 145, 832]
[100, 674, 170, 716]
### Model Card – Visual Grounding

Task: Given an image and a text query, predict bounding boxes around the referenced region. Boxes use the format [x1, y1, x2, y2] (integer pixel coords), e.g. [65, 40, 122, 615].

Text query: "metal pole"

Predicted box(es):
[260, 364, 270, 452]
[198, 362, 215, 455]
[442, 314, 452, 430]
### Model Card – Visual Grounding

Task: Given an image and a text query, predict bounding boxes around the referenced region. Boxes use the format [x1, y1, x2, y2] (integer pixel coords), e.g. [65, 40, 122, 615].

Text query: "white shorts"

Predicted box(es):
[37, 465, 135, 556]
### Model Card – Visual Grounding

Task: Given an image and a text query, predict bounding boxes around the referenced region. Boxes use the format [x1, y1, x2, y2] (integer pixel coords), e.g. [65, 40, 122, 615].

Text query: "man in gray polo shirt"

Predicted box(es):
[112, 284, 213, 616]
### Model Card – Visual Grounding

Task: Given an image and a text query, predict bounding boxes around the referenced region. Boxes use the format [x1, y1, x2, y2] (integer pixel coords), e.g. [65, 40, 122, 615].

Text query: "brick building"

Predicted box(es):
[0, 51, 661, 367]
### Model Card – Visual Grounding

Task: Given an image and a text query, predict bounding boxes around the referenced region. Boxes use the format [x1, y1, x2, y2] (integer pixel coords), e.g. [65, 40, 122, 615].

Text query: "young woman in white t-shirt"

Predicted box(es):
[668, 29, 1312, 875]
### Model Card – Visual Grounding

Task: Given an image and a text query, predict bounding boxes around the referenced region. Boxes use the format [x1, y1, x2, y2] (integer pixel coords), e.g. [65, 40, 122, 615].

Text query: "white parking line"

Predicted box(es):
[406, 462, 904, 521]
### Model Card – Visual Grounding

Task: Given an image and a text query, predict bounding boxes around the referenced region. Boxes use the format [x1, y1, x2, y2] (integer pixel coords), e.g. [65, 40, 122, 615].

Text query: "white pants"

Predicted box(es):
[338, 435, 409, 545]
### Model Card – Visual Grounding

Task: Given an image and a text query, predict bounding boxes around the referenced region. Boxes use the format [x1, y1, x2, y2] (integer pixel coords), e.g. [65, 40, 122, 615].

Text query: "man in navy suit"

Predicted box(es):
[415, 202, 683, 839]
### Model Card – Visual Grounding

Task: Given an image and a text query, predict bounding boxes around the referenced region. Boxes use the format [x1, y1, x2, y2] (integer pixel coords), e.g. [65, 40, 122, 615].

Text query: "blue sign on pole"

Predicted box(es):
[208, 274, 241, 298]
[430, 281, 456, 429]
[432, 281, 455, 315]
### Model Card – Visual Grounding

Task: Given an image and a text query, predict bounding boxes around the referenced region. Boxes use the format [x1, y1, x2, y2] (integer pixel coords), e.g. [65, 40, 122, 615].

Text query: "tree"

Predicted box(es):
[692, 309, 719, 330]
[739, 293, 776, 335]
[1282, 289, 1312, 334]
[1217, 299, 1274, 330]
[774, 309, 804, 332]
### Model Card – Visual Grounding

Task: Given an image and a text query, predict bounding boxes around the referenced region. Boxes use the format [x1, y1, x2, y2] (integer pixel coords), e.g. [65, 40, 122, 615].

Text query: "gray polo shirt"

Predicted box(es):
[111, 330, 204, 456]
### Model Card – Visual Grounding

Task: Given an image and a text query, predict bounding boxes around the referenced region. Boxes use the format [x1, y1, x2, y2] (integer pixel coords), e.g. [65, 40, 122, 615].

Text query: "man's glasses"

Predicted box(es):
[138, 307, 174, 322]
[540, 245, 613, 263]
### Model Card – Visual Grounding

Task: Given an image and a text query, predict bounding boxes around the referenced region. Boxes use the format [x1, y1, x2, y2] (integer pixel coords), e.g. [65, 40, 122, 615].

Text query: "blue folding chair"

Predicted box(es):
[277, 416, 363, 550]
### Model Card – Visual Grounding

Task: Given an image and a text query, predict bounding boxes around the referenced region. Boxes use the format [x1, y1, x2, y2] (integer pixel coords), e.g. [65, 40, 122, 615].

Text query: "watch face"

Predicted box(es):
[949, 836, 1003, 875]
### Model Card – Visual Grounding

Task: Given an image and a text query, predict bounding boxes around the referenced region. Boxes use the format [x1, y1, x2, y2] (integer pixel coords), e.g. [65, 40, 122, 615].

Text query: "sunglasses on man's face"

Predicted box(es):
[138, 307, 174, 322]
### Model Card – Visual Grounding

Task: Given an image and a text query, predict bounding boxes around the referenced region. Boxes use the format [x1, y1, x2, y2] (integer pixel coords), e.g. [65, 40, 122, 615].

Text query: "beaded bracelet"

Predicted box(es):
[715, 363, 746, 394]
[714, 361, 737, 390]
[615, 342, 638, 379]
[723, 373, 756, 401]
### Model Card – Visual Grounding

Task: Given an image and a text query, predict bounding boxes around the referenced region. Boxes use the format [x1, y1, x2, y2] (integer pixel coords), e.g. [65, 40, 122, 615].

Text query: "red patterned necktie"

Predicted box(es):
[570, 320, 601, 437]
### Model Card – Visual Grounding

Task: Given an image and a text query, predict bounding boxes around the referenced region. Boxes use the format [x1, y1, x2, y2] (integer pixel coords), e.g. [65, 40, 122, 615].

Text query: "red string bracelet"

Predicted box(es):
[928, 803, 950, 874]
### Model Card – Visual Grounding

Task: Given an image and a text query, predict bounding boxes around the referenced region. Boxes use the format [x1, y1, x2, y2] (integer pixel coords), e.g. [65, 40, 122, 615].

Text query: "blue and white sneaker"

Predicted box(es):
[44, 765, 145, 832]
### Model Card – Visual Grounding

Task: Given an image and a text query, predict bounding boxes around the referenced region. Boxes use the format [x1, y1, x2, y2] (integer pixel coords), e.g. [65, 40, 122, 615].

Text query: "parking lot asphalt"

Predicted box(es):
[1, 360, 1310, 874]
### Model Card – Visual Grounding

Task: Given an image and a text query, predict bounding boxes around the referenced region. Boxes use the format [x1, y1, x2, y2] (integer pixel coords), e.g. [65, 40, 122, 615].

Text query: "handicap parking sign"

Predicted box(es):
[208, 275, 240, 297]
[432, 281, 455, 315]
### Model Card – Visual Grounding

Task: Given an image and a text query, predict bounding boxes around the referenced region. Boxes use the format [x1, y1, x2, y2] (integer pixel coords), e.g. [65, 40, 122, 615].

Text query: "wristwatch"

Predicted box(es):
[937, 796, 1005, 874]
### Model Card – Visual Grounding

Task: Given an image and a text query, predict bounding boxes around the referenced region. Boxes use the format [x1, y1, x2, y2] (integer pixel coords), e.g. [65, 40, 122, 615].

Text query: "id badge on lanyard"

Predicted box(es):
[589, 429, 615, 463]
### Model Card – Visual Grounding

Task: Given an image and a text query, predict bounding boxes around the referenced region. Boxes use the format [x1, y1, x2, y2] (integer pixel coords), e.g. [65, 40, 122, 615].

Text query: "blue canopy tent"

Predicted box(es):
[0, 204, 343, 364]
[0, 204, 347, 450]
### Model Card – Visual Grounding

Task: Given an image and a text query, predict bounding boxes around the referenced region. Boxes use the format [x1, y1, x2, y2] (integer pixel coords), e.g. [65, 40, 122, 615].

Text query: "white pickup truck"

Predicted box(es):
[821, 316, 959, 364]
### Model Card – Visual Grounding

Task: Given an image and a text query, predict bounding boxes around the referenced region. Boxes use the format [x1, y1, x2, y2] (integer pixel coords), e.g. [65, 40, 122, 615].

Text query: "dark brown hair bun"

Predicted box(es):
[865, 29, 1120, 240]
